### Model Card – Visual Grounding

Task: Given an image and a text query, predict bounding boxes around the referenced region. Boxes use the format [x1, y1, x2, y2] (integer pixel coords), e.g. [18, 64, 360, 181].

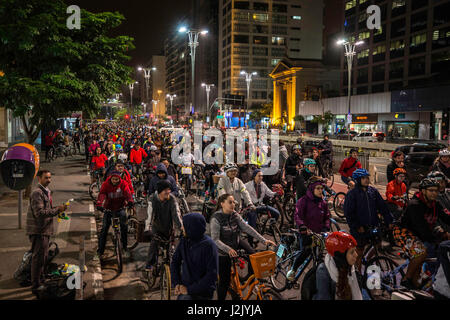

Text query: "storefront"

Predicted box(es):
[385, 121, 418, 139]
[378, 112, 429, 139]
[333, 116, 346, 133]
[350, 114, 380, 132]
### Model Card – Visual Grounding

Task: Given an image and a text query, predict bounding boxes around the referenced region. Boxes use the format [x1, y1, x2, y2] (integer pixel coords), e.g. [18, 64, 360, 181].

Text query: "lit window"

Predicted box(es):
[433, 30, 439, 41]
[253, 13, 268, 23]
[292, 16, 302, 20]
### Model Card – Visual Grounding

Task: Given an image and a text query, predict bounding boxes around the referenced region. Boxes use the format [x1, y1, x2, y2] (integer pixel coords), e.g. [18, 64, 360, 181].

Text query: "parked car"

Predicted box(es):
[404, 151, 439, 185]
[301, 140, 321, 157]
[374, 132, 386, 142]
[335, 131, 357, 140]
[353, 132, 376, 142]
[394, 143, 446, 156]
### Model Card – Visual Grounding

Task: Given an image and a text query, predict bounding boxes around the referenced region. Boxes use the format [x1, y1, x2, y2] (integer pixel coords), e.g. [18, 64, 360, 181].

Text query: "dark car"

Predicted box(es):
[301, 140, 321, 157]
[394, 143, 446, 156]
[404, 151, 439, 185]
[334, 131, 357, 140]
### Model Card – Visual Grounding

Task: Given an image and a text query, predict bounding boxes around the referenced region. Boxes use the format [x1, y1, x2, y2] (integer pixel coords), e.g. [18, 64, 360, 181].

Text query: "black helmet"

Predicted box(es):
[427, 171, 445, 180]
[419, 178, 439, 190]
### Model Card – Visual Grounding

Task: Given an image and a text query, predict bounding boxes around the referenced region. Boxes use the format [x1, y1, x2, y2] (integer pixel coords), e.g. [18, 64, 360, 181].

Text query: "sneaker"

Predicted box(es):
[286, 269, 296, 281]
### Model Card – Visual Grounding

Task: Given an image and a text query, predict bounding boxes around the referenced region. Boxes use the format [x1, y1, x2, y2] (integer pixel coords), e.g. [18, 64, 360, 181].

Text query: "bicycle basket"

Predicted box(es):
[249, 251, 276, 279]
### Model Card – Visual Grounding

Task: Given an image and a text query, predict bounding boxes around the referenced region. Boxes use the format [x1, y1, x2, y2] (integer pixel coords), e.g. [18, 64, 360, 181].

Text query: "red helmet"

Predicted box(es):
[325, 232, 357, 257]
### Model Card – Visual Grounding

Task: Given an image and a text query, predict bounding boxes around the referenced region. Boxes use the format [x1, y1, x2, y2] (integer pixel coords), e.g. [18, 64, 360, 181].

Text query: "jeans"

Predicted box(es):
[97, 210, 127, 255]
[217, 240, 255, 300]
[341, 176, 351, 185]
[291, 233, 313, 273]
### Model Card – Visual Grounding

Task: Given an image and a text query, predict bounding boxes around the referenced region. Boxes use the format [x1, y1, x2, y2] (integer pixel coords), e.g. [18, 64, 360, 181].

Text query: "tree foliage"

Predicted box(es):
[0, 0, 134, 143]
[249, 102, 272, 122]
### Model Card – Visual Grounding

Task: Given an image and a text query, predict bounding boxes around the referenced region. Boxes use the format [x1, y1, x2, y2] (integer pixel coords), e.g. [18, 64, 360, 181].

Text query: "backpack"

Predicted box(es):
[37, 275, 79, 300]
[13, 242, 60, 287]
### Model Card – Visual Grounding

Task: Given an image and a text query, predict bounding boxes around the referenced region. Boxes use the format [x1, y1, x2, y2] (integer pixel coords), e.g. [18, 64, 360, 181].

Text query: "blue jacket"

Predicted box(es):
[170, 213, 218, 297]
[148, 163, 178, 196]
[344, 182, 393, 233]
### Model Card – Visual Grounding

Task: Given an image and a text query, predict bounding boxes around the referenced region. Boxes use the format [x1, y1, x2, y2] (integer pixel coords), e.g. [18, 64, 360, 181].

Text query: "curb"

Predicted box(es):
[87, 164, 104, 300]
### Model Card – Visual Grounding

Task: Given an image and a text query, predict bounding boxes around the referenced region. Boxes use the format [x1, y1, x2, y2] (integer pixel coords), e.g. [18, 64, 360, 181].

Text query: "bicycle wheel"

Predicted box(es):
[363, 256, 402, 300]
[48, 148, 54, 162]
[160, 264, 171, 300]
[283, 194, 296, 225]
[269, 252, 292, 292]
[146, 263, 159, 289]
[126, 217, 139, 250]
[89, 182, 100, 201]
[115, 231, 123, 274]
[333, 192, 346, 219]
[260, 287, 283, 300]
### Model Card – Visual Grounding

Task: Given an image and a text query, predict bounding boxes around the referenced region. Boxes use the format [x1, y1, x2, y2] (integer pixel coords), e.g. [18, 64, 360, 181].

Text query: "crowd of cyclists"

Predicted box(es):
[47, 120, 450, 300]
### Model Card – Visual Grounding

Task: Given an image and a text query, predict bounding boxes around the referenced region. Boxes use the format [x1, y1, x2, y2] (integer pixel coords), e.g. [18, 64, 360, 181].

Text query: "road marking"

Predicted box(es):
[0, 246, 30, 254]
[0, 213, 27, 217]
[90, 215, 104, 300]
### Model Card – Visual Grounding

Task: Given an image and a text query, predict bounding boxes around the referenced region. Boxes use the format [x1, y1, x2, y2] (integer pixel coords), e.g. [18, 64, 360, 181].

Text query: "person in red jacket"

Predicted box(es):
[95, 171, 134, 260]
[113, 160, 135, 196]
[44, 131, 57, 161]
[90, 147, 108, 183]
[386, 168, 408, 220]
[339, 148, 362, 185]
[130, 143, 148, 177]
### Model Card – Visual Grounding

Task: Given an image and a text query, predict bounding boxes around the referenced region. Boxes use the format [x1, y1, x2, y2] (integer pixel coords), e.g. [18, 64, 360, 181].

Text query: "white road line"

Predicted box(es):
[0, 246, 30, 254]
[90, 215, 104, 300]
[0, 214, 27, 217]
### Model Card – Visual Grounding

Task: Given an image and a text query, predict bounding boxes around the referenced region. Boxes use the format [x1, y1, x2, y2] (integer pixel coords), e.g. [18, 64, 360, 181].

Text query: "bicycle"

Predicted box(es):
[243, 203, 283, 246]
[321, 157, 334, 188]
[270, 231, 327, 293]
[104, 209, 126, 274]
[89, 169, 104, 201]
[228, 249, 283, 300]
[125, 204, 140, 251]
[145, 234, 178, 300]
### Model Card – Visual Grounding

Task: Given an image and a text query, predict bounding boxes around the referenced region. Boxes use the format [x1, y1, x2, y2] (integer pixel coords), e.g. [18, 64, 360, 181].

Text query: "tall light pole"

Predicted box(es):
[178, 26, 208, 120]
[202, 83, 215, 125]
[337, 39, 364, 140]
[166, 94, 177, 119]
[240, 71, 258, 128]
[151, 99, 159, 120]
[129, 81, 138, 119]
[138, 67, 156, 103]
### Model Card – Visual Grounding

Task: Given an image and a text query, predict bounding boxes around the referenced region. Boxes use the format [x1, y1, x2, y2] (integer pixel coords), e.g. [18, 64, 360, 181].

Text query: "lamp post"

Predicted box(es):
[202, 83, 215, 125]
[138, 67, 156, 104]
[178, 27, 208, 120]
[151, 100, 159, 121]
[128, 81, 138, 119]
[240, 71, 258, 128]
[166, 94, 177, 119]
[337, 39, 364, 140]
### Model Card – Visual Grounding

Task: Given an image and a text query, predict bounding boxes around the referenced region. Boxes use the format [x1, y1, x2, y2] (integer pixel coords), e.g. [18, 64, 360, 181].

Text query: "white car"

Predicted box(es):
[353, 132, 376, 142]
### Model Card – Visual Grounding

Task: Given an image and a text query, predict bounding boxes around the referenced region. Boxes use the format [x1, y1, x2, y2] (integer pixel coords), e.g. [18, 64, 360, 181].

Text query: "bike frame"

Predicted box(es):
[229, 258, 270, 300]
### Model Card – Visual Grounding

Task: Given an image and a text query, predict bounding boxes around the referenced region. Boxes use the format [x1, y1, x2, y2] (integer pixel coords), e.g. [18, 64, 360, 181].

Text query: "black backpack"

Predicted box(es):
[13, 242, 59, 287]
[37, 275, 78, 300]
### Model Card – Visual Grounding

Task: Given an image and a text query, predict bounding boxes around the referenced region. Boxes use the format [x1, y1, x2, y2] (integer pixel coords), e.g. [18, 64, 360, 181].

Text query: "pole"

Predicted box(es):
[246, 79, 250, 128]
[206, 88, 210, 124]
[18, 189, 23, 229]
[347, 51, 352, 141]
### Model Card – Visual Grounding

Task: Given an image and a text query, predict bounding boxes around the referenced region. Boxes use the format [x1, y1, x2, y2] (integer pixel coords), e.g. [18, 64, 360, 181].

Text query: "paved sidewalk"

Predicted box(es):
[0, 154, 103, 300]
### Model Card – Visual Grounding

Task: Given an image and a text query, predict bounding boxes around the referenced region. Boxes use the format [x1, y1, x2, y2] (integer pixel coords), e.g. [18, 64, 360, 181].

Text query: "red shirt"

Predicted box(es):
[130, 148, 148, 164]
[386, 180, 407, 208]
[339, 157, 362, 178]
[91, 154, 108, 170]
[97, 177, 133, 212]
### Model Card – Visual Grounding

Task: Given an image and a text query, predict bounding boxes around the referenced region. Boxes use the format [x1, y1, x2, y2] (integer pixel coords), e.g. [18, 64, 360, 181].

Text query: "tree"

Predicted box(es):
[0, 0, 134, 143]
[114, 108, 128, 121]
[249, 102, 272, 122]
[311, 111, 334, 133]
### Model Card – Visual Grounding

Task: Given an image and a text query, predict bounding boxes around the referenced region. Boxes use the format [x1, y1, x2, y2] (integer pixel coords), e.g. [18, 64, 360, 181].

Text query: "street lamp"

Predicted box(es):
[178, 26, 208, 118]
[151, 99, 159, 118]
[129, 81, 138, 119]
[240, 71, 258, 128]
[337, 39, 364, 140]
[202, 83, 215, 125]
[166, 94, 177, 119]
[138, 66, 156, 103]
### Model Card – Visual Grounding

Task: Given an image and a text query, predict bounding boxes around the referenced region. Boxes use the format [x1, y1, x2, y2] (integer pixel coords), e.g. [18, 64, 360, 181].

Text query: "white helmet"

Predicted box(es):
[224, 163, 238, 173]
[439, 149, 450, 157]
[118, 153, 128, 161]
[150, 145, 158, 151]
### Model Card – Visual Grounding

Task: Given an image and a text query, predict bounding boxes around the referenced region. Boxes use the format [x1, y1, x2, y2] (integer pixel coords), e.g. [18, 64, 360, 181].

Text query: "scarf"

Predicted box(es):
[324, 254, 363, 300]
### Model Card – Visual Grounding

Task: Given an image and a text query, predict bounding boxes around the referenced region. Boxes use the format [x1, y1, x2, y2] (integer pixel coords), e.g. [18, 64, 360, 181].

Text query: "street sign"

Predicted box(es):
[347, 113, 352, 124]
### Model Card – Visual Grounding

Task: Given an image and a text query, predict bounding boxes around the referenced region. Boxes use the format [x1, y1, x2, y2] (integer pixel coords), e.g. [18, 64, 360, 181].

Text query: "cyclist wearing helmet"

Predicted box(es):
[344, 168, 393, 271]
[287, 177, 331, 281]
[428, 171, 450, 226]
[386, 168, 408, 220]
[105, 159, 134, 196]
[147, 145, 161, 168]
[387, 151, 406, 183]
[339, 148, 362, 185]
[315, 231, 363, 300]
[295, 158, 317, 200]
[392, 178, 450, 289]
[284, 144, 303, 192]
[432, 149, 450, 180]
[217, 163, 254, 211]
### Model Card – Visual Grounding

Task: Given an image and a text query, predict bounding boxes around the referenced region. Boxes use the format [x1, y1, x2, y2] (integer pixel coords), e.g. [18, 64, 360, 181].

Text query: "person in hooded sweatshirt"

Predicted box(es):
[147, 162, 179, 196]
[171, 213, 218, 300]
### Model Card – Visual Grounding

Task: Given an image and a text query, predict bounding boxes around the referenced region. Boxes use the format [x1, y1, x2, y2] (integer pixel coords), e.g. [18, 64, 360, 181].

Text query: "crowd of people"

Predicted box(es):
[26, 121, 450, 300]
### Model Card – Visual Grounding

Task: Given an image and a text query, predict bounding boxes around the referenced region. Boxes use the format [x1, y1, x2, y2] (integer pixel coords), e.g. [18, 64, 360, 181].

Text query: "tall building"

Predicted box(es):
[340, 0, 450, 95]
[218, 0, 325, 110]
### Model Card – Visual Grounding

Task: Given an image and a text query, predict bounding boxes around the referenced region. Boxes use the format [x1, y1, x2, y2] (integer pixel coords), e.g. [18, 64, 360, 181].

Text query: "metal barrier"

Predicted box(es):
[332, 150, 370, 174]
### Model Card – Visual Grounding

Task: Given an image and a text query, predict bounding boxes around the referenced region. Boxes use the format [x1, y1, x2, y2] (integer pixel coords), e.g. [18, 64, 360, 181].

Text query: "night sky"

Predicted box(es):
[70, 0, 192, 66]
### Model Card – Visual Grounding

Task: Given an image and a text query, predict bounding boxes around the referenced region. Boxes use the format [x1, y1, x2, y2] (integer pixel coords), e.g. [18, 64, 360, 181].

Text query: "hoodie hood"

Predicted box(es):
[156, 163, 168, 178]
[306, 181, 323, 202]
[183, 213, 206, 242]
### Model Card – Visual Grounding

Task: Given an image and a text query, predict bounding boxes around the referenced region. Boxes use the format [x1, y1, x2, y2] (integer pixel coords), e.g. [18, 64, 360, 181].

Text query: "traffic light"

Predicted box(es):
[125, 114, 129, 120]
